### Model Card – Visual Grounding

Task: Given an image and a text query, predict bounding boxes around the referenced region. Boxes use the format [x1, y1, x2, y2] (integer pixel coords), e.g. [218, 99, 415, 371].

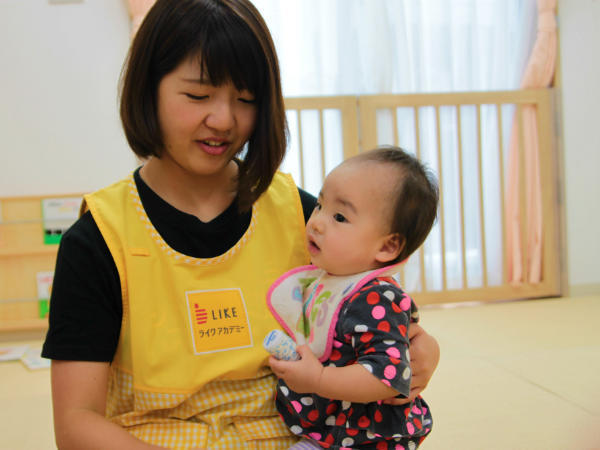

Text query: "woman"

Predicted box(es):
[42, 1, 440, 448]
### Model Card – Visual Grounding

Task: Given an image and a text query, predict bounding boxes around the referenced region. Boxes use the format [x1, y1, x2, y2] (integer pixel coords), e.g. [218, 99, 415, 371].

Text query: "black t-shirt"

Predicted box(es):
[41, 170, 317, 362]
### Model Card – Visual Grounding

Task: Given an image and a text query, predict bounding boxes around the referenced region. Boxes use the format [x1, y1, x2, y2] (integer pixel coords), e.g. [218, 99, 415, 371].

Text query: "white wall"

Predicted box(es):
[0, 0, 597, 292]
[0, 0, 134, 197]
[558, 0, 600, 291]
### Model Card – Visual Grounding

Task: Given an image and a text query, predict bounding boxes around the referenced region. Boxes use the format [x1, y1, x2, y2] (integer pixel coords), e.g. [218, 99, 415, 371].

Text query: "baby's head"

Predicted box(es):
[306, 146, 438, 276]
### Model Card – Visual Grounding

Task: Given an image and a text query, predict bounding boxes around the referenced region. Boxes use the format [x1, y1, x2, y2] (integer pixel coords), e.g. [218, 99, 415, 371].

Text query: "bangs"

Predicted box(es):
[192, 10, 266, 96]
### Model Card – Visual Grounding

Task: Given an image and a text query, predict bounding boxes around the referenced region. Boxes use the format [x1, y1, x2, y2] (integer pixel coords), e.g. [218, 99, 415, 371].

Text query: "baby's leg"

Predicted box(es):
[288, 438, 322, 449]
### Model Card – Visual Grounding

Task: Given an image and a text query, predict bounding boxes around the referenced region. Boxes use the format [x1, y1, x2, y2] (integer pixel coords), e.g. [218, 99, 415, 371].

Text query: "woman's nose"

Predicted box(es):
[205, 99, 235, 131]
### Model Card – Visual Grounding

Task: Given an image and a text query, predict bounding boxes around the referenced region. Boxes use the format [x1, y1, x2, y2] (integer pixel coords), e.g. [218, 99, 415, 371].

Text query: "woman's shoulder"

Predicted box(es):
[297, 187, 317, 223]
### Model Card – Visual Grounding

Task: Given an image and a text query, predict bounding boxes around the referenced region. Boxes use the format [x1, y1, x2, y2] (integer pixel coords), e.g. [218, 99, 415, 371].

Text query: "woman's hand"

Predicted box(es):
[383, 322, 440, 405]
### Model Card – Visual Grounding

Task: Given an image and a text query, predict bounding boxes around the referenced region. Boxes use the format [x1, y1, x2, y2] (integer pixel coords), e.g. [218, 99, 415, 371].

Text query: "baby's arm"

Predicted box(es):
[269, 281, 414, 403]
[269, 345, 399, 403]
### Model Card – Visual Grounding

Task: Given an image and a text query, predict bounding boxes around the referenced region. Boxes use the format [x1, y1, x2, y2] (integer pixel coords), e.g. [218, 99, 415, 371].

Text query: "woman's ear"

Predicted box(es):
[375, 233, 405, 264]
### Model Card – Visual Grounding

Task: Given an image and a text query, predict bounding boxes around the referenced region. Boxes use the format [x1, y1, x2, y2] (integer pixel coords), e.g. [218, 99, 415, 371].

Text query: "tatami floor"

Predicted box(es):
[1, 294, 599, 450]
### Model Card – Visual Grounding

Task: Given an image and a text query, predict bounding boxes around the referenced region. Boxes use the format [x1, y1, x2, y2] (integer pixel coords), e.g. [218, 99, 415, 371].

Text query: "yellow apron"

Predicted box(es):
[84, 171, 309, 449]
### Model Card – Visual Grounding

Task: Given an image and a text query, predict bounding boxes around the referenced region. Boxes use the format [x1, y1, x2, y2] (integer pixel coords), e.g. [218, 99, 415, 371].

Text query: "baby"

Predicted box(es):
[266, 145, 439, 449]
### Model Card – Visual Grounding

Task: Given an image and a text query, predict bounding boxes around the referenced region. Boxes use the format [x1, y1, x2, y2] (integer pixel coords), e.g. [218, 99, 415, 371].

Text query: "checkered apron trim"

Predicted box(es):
[107, 366, 299, 449]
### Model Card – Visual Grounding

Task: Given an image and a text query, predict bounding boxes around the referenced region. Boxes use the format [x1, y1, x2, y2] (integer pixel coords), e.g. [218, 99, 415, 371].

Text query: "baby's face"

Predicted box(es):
[306, 160, 400, 276]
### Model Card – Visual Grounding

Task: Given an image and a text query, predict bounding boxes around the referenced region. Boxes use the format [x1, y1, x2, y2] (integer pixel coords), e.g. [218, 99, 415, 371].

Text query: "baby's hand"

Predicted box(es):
[268, 345, 324, 394]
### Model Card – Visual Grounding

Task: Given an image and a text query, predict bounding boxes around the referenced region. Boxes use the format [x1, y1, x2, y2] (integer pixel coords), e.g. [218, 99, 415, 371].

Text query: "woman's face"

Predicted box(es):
[156, 57, 258, 178]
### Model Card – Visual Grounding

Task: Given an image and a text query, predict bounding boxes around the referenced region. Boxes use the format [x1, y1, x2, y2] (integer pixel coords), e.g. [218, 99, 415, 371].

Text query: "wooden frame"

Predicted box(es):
[287, 89, 562, 305]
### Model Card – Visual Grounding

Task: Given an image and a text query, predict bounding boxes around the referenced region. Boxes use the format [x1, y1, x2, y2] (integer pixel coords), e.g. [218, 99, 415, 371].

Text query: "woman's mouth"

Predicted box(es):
[197, 139, 229, 155]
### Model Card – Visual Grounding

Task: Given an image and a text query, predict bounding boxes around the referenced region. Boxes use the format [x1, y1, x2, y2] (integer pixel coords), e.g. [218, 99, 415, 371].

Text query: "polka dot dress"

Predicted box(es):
[275, 278, 432, 449]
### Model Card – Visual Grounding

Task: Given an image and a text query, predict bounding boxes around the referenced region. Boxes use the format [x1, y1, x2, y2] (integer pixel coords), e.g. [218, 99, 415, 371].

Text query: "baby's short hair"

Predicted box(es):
[350, 146, 439, 263]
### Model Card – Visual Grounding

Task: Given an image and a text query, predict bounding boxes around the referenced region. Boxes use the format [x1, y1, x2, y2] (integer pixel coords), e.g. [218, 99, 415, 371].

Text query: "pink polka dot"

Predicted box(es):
[412, 405, 422, 414]
[400, 295, 411, 311]
[384, 365, 397, 379]
[407, 422, 415, 434]
[309, 432, 322, 441]
[291, 401, 302, 413]
[371, 305, 386, 320]
[386, 347, 401, 358]
[381, 379, 391, 387]
[333, 339, 343, 348]
[395, 445, 405, 450]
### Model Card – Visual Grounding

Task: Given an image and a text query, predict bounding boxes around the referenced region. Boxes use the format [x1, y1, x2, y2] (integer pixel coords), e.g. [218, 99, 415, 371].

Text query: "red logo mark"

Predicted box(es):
[194, 304, 208, 325]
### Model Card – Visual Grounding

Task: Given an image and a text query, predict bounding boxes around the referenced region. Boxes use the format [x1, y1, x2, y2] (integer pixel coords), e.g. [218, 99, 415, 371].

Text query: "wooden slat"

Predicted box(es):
[497, 103, 508, 285]
[435, 106, 447, 291]
[318, 109, 326, 180]
[456, 105, 468, 289]
[476, 104, 488, 287]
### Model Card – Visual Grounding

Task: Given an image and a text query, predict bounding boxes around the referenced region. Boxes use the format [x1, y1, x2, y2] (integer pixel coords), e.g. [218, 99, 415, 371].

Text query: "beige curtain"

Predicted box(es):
[125, 0, 155, 37]
[505, 0, 557, 285]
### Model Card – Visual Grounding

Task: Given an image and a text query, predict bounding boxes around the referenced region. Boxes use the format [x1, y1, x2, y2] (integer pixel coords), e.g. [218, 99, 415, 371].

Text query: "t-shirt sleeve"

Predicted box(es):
[338, 281, 417, 397]
[41, 211, 122, 362]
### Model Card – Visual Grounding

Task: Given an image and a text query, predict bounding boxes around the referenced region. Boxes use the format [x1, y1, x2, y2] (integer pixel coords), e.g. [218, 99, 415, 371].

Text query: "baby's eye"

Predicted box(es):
[334, 213, 347, 223]
[314, 202, 322, 211]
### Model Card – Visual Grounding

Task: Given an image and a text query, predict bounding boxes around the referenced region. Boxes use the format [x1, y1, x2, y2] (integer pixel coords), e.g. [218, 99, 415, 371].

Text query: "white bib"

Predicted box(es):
[266, 263, 401, 361]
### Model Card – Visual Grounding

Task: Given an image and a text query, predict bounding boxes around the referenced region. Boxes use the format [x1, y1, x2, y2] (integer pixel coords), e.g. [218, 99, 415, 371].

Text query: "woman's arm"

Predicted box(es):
[51, 360, 162, 450]
[385, 323, 440, 405]
[269, 345, 399, 403]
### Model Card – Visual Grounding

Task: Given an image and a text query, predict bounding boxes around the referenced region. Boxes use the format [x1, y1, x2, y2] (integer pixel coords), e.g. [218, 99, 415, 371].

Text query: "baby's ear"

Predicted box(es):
[375, 233, 404, 264]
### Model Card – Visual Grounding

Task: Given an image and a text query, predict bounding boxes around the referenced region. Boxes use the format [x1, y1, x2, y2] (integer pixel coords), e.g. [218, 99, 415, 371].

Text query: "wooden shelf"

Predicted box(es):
[0, 246, 58, 258]
[0, 318, 48, 333]
[0, 194, 80, 335]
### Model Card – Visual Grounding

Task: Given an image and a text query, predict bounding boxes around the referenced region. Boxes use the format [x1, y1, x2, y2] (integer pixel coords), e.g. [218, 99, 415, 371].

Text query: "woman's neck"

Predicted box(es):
[139, 157, 239, 222]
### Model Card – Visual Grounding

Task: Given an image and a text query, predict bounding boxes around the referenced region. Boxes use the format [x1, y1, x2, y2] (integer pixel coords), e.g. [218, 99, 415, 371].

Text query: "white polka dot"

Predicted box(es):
[366, 431, 376, 439]
[280, 386, 289, 396]
[342, 400, 351, 410]
[408, 441, 417, 450]
[325, 415, 336, 426]
[405, 349, 411, 361]
[383, 339, 396, 345]
[383, 290, 395, 301]
[300, 397, 313, 406]
[361, 363, 373, 373]
[354, 324, 368, 333]
[402, 366, 411, 380]
[290, 425, 303, 435]
[342, 438, 355, 447]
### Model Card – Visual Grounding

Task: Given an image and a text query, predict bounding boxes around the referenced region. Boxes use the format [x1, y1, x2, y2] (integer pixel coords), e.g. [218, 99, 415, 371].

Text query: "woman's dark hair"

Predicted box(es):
[352, 146, 439, 263]
[120, 0, 287, 212]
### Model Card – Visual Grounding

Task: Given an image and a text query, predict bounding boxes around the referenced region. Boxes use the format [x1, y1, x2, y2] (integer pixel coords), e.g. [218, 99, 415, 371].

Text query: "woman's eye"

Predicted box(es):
[185, 93, 208, 100]
[334, 213, 347, 223]
[239, 97, 256, 104]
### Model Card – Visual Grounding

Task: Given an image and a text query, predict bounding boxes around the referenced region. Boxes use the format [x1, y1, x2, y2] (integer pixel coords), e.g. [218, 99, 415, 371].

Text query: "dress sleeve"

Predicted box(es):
[337, 280, 418, 397]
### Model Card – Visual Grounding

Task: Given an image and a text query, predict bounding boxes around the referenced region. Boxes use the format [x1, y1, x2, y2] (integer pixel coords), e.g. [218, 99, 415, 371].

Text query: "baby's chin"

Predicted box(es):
[318, 264, 382, 277]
